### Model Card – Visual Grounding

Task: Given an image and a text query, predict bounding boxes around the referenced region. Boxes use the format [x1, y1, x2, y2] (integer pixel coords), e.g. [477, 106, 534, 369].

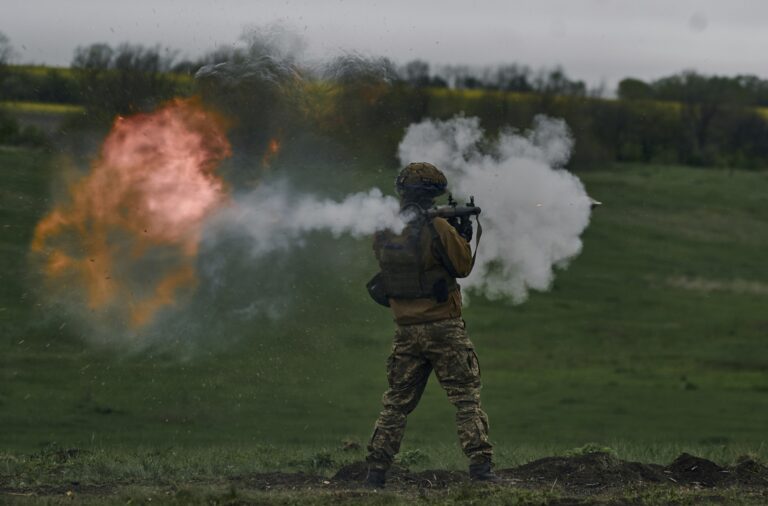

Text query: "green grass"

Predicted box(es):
[5, 485, 767, 506]
[0, 101, 85, 115]
[1, 148, 767, 479]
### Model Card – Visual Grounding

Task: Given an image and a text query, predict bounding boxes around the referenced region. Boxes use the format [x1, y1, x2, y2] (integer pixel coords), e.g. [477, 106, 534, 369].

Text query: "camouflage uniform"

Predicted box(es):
[366, 162, 493, 475]
[366, 317, 493, 470]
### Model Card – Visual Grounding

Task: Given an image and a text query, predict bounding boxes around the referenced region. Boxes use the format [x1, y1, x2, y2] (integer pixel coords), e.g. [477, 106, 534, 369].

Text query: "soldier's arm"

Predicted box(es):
[432, 217, 473, 278]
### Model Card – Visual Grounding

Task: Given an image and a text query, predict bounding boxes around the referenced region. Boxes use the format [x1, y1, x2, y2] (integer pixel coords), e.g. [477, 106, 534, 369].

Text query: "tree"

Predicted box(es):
[0, 31, 16, 96]
[493, 64, 532, 92]
[533, 66, 586, 96]
[617, 78, 653, 100]
[402, 60, 431, 87]
[71, 43, 178, 117]
[0, 32, 13, 65]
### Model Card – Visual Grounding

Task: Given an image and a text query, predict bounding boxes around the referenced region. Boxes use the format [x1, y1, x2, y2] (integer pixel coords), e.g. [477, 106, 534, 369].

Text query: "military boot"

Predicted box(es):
[364, 467, 386, 488]
[469, 460, 501, 482]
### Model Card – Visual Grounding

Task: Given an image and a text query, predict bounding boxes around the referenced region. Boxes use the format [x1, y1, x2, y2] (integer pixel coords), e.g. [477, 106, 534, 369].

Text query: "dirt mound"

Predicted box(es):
[499, 452, 665, 493]
[332, 461, 369, 482]
[4, 453, 768, 503]
[329, 453, 768, 493]
[729, 457, 768, 487]
[664, 453, 726, 486]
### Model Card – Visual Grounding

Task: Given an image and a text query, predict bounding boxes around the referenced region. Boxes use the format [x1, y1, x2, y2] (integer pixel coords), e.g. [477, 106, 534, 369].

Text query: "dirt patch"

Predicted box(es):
[228, 471, 319, 490]
[498, 452, 666, 494]
[332, 461, 468, 489]
[730, 458, 768, 487]
[329, 452, 768, 494]
[0, 483, 115, 497]
[665, 453, 727, 486]
[3, 452, 768, 500]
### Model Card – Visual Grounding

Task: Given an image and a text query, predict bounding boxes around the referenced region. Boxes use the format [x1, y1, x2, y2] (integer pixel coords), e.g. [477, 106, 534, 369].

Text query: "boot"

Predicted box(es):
[469, 460, 501, 482]
[364, 467, 386, 488]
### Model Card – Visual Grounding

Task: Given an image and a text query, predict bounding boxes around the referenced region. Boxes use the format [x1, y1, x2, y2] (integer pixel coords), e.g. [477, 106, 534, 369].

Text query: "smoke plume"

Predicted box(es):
[398, 115, 592, 302]
[205, 186, 404, 257]
[28, 22, 593, 350]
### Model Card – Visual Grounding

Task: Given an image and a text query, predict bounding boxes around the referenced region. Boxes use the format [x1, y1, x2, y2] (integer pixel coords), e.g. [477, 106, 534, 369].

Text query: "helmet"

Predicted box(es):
[395, 162, 447, 198]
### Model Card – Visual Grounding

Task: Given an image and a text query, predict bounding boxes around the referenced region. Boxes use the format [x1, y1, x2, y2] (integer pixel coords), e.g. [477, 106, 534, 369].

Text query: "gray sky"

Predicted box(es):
[4, 0, 768, 88]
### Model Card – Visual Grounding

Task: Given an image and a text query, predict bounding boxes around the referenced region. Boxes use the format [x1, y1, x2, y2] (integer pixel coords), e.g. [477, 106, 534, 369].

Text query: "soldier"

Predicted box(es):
[364, 162, 498, 487]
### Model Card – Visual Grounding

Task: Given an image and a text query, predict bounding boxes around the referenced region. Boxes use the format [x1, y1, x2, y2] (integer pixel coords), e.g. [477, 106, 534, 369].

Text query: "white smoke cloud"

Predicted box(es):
[398, 115, 592, 302]
[204, 185, 404, 257]
[208, 114, 591, 305]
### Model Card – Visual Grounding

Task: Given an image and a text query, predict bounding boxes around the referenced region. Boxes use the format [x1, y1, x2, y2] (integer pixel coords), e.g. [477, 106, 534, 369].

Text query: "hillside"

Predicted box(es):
[2, 148, 767, 462]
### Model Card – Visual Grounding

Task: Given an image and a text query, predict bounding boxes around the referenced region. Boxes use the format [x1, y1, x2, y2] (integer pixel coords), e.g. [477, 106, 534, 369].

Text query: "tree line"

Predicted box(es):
[1, 34, 768, 169]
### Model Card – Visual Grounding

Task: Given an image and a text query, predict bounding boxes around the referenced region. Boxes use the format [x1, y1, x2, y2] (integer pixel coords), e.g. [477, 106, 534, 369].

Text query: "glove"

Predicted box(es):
[458, 216, 473, 242]
[448, 216, 473, 242]
[447, 216, 473, 242]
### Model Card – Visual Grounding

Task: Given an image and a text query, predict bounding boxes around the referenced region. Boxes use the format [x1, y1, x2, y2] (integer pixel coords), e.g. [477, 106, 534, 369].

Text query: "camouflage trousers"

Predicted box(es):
[366, 317, 493, 470]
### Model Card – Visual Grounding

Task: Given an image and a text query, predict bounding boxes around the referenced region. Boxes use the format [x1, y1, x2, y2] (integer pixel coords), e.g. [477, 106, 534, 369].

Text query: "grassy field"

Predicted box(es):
[1, 146, 768, 503]
[0, 102, 84, 115]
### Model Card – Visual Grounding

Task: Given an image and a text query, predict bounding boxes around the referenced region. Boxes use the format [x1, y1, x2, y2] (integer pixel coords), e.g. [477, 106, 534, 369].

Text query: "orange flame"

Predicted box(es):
[31, 98, 231, 328]
[261, 137, 281, 168]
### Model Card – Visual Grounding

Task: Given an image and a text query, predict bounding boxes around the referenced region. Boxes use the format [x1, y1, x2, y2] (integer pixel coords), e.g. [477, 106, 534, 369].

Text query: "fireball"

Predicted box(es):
[31, 98, 231, 328]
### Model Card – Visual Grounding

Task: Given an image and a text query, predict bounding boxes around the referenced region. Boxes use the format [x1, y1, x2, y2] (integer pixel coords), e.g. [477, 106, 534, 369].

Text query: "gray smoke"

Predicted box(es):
[204, 185, 404, 258]
[210, 114, 592, 305]
[321, 52, 399, 84]
[398, 115, 592, 302]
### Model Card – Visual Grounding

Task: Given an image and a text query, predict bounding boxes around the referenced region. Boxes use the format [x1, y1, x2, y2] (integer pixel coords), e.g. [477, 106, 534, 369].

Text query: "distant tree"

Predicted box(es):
[71, 42, 178, 117]
[533, 66, 586, 96]
[617, 78, 653, 100]
[651, 71, 744, 163]
[402, 60, 431, 87]
[493, 64, 533, 92]
[735, 74, 768, 106]
[72, 43, 114, 71]
[36, 69, 80, 103]
[442, 65, 484, 89]
[0, 31, 16, 96]
[193, 36, 306, 158]
[0, 32, 13, 65]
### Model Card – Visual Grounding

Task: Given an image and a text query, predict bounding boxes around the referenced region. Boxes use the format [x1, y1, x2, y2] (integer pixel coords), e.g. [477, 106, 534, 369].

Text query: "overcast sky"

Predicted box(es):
[4, 0, 768, 88]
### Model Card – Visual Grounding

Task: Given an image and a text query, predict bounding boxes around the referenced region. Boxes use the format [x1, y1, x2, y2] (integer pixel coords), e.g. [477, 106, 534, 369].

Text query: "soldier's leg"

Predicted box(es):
[427, 318, 493, 465]
[366, 333, 431, 471]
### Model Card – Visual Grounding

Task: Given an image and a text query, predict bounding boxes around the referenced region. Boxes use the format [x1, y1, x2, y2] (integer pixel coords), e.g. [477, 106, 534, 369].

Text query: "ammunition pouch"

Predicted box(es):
[379, 264, 457, 300]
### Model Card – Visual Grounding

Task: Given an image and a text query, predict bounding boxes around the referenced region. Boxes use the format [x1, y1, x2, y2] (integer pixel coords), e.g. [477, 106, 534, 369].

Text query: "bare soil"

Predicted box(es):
[2, 452, 767, 502]
[223, 452, 768, 494]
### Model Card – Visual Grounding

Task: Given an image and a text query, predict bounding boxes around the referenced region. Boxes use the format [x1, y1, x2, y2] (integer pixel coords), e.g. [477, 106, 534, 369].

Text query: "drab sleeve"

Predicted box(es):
[432, 217, 473, 278]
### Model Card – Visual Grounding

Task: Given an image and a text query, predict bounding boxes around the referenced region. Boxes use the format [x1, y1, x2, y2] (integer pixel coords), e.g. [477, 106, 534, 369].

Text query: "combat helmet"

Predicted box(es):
[395, 162, 447, 199]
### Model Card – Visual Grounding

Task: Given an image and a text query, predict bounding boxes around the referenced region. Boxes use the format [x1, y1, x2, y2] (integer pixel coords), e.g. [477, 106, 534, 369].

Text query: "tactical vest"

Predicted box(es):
[376, 217, 458, 301]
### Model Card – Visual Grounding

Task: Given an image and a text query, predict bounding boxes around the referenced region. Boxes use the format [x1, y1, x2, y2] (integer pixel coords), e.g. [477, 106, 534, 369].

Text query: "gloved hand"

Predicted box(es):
[458, 215, 473, 242]
[447, 216, 473, 242]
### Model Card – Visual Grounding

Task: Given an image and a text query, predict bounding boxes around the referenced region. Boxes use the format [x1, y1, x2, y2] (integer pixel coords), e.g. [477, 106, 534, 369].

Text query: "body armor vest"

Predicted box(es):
[376, 217, 458, 301]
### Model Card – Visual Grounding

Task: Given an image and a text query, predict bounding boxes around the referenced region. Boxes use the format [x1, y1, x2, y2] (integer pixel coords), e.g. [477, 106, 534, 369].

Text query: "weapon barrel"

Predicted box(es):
[427, 205, 482, 219]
